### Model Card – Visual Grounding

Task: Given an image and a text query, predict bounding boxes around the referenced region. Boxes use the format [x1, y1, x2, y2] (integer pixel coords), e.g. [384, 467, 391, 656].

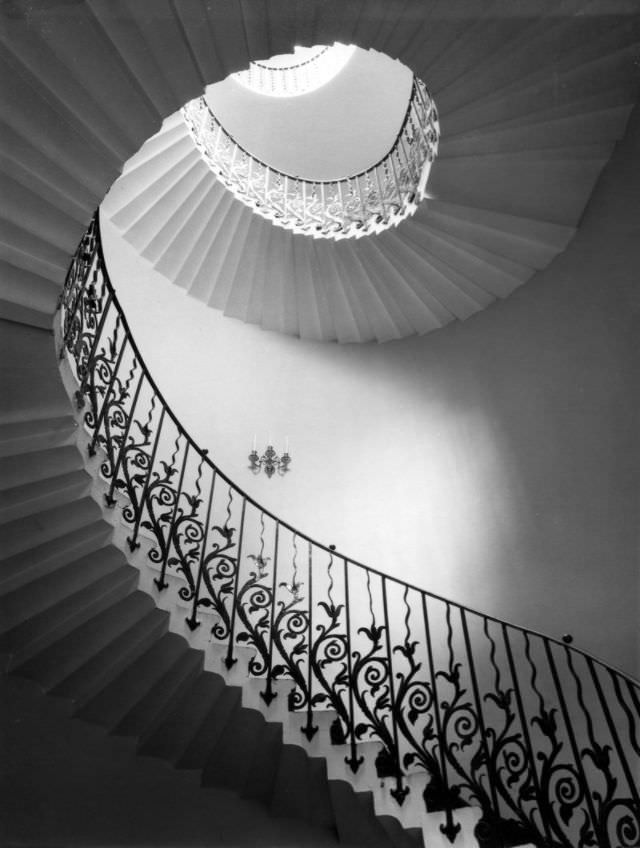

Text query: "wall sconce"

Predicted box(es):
[249, 438, 291, 478]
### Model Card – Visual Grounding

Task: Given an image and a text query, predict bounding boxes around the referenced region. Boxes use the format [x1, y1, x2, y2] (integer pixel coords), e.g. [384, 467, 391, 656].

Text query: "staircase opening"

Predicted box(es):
[183, 45, 439, 239]
[231, 43, 357, 97]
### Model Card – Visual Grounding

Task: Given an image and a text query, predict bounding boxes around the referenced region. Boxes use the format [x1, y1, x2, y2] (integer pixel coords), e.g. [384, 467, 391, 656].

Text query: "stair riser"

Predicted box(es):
[0, 498, 103, 561]
[0, 472, 90, 525]
[52, 611, 168, 709]
[177, 688, 242, 770]
[0, 548, 126, 633]
[119, 650, 204, 742]
[0, 522, 111, 597]
[0, 416, 77, 459]
[3, 570, 137, 671]
[56, 427, 438, 835]
[77, 635, 188, 730]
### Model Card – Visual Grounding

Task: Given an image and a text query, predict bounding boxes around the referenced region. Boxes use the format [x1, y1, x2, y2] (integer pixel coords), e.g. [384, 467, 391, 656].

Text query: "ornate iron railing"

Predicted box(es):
[231, 44, 351, 97]
[182, 76, 439, 240]
[59, 212, 639, 848]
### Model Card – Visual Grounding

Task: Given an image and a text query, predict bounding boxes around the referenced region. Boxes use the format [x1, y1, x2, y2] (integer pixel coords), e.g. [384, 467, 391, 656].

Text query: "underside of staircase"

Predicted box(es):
[0, 329, 425, 848]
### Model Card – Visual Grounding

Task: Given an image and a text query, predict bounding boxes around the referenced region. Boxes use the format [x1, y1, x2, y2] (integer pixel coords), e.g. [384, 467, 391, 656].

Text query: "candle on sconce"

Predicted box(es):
[285, 436, 289, 454]
[252, 434, 256, 452]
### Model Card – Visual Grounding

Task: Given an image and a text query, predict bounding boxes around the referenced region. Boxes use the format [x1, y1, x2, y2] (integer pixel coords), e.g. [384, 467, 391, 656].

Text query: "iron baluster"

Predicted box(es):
[624, 679, 640, 753]
[126, 404, 166, 552]
[186, 464, 217, 631]
[104, 369, 144, 507]
[154, 439, 189, 591]
[235, 510, 272, 676]
[343, 558, 364, 773]
[97, 353, 140, 483]
[356, 174, 367, 227]
[609, 673, 640, 759]
[477, 617, 543, 846]
[87, 327, 127, 458]
[564, 647, 618, 847]
[382, 576, 408, 804]
[586, 657, 640, 845]
[501, 624, 553, 846]
[421, 594, 461, 843]
[169, 450, 210, 606]
[374, 166, 387, 225]
[273, 533, 310, 712]
[224, 497, 247, 669]
[301, 540, 318, 740]
[73, 289, 113, 408]
[320, 183, 326, 231]
[337, 180, 347, 233]
[283, 175, 288, 222]
[311, 545, 353, 751]
[60, 218, 97, 354]
[260, 521, 280, 706]
[544, 639, 601, 847]
[459, 610, 502, 842]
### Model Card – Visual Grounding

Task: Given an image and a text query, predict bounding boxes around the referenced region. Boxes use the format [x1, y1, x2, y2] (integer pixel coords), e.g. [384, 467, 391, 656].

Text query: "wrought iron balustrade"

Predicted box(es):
[58, 212, 639, 848]
[182, 75, 439, 240]
[231, 45, 344, 97]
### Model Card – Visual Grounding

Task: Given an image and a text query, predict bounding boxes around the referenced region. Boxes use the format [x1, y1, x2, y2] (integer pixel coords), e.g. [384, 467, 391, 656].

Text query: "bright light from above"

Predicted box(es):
[231, 43, 356, 98]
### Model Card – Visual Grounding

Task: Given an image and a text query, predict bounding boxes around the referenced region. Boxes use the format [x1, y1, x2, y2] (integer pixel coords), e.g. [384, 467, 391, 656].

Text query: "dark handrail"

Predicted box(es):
[250, 45, 332, 73]
[182, 75, 439, 240]
[195, 77, 427, 185]
[58, 213, 640, 848]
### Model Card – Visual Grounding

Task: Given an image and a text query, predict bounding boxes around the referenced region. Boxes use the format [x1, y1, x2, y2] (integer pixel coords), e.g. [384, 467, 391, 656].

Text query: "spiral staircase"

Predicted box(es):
[2, 2, 640, 847]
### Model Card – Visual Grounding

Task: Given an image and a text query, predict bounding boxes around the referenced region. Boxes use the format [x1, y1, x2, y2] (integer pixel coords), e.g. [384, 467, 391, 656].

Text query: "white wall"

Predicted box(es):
[205, 47, 413, 181]
[101, 105, 639, 679]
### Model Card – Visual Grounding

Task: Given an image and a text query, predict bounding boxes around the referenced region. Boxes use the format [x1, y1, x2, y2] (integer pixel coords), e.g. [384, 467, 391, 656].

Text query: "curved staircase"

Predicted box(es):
[0, 344, 423, 848]
[100, 28, 640, 341]
[1, 3, 639, 847]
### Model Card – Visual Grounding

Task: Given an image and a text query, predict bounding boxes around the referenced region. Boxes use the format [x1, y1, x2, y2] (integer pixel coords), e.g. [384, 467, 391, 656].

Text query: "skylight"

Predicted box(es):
[231, 43, 356, 98]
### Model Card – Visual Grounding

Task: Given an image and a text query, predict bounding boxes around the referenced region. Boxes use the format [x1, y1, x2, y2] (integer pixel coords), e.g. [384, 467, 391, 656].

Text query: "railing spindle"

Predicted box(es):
[224, 497, 247, 669]
[59, 212, 640, 848]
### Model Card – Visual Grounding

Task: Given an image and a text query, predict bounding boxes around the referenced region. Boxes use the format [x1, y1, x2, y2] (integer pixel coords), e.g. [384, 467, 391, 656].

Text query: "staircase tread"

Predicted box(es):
[45, 600, 166, 703]
[0, 444, 82, 489]
[76, 631, 187, 729]
[0, 519, 111, 596]
[0, 545, 127, 633]
[0, 564, 137, 653]
[0, 497, 103, 560]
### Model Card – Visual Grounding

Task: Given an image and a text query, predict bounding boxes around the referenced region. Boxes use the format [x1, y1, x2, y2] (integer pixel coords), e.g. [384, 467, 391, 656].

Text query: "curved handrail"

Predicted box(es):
[182, 75, 439, 240]
[59, 213, 640, 848]
[232, 45, 340, 98]
[252, 46, 332, 72]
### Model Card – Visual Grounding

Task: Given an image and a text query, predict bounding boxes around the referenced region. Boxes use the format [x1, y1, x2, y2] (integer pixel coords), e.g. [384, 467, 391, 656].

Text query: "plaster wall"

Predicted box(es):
[101, 107, 639, 679]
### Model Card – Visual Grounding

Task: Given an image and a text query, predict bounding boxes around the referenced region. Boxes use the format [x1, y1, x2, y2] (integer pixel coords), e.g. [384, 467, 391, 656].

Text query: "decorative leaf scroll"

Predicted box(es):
[59, 213, 640, 848]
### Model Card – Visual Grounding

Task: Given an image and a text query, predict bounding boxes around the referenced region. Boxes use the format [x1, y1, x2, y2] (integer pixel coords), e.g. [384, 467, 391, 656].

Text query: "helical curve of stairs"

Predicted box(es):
[1, 3, 640, 847]
[101, 32, 639, 343]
